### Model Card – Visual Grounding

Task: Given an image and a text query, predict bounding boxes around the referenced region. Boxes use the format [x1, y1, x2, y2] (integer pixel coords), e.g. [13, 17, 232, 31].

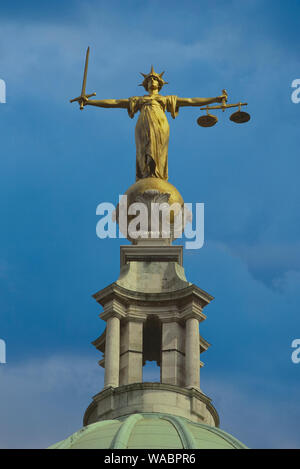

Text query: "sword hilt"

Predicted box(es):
[70, 92, 96, 109]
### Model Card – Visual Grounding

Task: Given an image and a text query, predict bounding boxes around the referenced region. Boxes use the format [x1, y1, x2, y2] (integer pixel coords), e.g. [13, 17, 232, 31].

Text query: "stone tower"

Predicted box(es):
[50, 178, 247, 449]
[85, 246, 217, 427]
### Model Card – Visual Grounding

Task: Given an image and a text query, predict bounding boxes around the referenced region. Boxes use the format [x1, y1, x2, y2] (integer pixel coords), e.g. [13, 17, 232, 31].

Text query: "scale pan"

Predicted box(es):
[197, 114, 218, 127]
[230, 111, 250, 124]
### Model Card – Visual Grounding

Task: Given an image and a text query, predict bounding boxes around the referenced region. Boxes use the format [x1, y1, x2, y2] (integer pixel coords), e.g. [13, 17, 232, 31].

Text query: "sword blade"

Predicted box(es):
[81, 46, 90, 97]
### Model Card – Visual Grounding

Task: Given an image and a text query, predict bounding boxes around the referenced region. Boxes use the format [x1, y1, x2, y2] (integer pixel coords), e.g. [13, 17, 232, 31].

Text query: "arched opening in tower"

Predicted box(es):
[142, 316, 162, 382]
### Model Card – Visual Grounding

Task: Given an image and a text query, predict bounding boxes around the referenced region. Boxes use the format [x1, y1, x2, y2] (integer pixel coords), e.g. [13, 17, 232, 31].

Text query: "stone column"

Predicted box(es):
[185, 317, 200, 390]
[119, 320, 143, 385]
[104, 315, 120, 388]
[161, 321, 185, 386]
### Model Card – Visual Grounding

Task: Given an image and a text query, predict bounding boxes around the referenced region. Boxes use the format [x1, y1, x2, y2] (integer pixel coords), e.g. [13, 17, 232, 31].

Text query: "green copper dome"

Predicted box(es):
[49, 413, 247, 450]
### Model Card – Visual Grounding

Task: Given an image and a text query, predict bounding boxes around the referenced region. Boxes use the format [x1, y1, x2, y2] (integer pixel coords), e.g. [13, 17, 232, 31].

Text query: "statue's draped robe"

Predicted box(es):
[128, 95, 179, 181]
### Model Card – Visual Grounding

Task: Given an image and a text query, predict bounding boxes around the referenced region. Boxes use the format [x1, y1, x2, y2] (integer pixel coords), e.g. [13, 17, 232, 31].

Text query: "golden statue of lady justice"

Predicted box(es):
[70, 48, 248, 182]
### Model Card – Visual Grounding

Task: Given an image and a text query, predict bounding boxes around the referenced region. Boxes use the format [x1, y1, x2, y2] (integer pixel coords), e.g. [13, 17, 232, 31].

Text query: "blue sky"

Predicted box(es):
[0, 0, 300, 449]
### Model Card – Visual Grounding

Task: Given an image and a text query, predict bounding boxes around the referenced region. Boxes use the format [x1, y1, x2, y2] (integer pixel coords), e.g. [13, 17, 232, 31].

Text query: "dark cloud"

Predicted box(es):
[0, 0, 299, 449]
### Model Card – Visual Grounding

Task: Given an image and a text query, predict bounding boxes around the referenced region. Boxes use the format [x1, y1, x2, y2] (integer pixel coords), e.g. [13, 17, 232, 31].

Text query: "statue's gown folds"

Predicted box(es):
[128, 95, 179, 181]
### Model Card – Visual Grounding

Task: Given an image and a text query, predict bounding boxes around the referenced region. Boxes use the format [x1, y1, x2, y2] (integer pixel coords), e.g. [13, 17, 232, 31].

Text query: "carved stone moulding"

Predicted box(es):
[83, 382, 220, 428]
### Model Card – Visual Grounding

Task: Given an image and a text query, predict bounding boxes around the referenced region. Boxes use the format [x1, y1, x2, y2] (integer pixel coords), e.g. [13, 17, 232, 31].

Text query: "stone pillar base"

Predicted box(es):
[83, 383, 219, 428]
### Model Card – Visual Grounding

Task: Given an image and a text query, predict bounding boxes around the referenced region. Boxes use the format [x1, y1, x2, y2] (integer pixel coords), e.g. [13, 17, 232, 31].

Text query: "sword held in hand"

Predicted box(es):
[70, 46, 96, 110]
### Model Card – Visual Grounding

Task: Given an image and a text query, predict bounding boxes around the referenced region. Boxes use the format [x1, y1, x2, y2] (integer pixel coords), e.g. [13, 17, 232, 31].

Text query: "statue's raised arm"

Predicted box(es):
[83, 98, 129, 109]
[176, 94, 227, 108]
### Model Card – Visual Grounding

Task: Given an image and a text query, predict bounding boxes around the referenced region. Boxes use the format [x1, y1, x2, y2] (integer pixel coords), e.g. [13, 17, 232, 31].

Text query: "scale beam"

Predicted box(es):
[197, 94, 250, 127]
[200, 102, 248, 111]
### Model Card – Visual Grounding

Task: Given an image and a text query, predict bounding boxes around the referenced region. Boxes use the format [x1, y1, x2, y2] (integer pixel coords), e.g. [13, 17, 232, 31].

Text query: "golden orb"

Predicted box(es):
[125, 177, 184, 208]
[115, 178, 185, 240]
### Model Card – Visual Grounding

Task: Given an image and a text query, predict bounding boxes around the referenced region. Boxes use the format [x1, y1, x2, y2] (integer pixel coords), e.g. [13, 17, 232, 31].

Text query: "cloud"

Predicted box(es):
[0, 354, 299, 449]
[204, 375, 300, 449]
[0, 354, 102, 449]
[0, 0, 299, 451]
[222, 242, 300, 286]
[0, 0, 297, 103]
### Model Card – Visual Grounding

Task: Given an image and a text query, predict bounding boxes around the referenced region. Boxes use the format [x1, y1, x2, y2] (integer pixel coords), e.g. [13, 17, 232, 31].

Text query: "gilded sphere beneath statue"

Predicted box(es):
[125, 177, 184, 208]
[115, 178, 185, 240]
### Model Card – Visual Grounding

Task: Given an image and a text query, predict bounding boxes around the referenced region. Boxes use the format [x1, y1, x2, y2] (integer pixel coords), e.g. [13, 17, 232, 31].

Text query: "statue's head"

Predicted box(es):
[139, 65, 168, 92]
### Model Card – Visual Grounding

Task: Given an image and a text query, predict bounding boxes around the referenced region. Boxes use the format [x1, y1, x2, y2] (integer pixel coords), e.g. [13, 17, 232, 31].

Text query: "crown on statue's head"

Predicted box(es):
[139, 65, 169, 91]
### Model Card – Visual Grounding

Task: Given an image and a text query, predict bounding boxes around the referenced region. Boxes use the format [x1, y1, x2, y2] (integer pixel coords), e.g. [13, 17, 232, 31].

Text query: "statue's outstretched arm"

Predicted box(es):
[84, 98, 129, 109]
[177, 95, 226, 108]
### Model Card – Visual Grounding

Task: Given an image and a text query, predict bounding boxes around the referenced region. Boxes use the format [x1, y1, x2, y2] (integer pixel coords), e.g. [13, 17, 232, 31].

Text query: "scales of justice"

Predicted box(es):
[48, 48, 251, 448]
[70, 47, 250, 242]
